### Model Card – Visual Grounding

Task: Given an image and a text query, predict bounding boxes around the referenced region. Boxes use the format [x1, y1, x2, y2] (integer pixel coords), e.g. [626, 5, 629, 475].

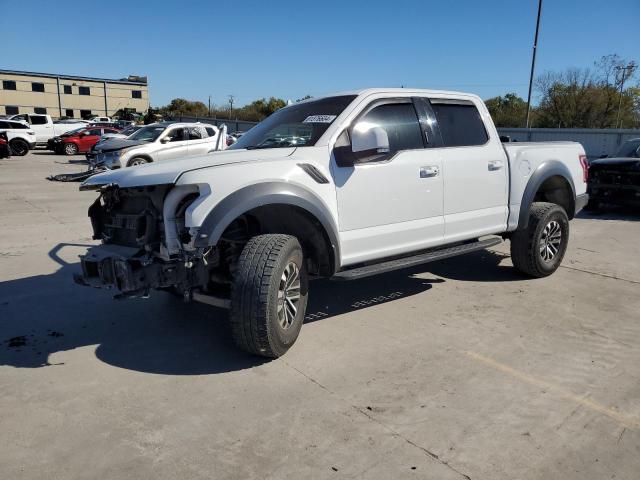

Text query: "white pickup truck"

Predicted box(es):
[75, 88, 589, 357]
[8, 114, 86, 146]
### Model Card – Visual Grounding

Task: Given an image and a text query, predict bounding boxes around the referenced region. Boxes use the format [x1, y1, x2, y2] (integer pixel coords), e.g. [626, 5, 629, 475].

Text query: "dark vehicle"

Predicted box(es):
[587, 138, 640, 210]
[0, 132, 10, 159]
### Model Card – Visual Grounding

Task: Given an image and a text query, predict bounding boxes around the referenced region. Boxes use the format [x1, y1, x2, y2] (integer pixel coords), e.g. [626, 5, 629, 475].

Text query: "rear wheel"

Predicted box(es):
[230, 234, 308, 358]
[9, 139, 29, 156]
[510, 202, 569, 278]
[63, 143, 78, 155]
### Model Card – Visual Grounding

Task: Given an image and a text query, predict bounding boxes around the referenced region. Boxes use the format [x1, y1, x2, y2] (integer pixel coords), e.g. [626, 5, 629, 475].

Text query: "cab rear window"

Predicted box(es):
[431, 101, 488, 147]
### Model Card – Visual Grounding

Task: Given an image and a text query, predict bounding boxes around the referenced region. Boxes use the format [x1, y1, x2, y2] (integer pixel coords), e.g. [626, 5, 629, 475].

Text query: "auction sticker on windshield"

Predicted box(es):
[303, 115, 336, 123]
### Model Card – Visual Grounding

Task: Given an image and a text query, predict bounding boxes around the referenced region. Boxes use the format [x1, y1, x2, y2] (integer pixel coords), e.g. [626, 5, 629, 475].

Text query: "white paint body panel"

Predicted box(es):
[81, 88, 587, 271]
[8, 114, 85, 143]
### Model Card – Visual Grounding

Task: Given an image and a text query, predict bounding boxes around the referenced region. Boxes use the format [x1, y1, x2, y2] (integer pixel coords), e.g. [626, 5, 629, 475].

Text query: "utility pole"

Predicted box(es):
[208, 95, 212, 118]
[525, 0, 543, 128]
[614, 62, 636, 128]
[228, 95, 234, 117]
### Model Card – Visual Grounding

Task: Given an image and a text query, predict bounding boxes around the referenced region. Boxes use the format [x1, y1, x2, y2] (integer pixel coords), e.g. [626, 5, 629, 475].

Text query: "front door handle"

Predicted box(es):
[488, 160, 504, 171]
[420, 166, 439, 178]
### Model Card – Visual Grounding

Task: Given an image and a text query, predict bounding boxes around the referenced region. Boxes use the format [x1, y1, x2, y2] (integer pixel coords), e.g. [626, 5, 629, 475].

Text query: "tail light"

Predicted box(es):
[579, 154, 589, 183]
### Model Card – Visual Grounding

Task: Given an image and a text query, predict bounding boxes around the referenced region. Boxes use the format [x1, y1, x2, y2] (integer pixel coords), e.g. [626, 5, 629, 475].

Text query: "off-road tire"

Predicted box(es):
[9, 139, 29, 156]
[127, 157, 149, 167]
[510, 202, 569, 278]
[230, 234, 308, 358]
[63, 142, 78, 155]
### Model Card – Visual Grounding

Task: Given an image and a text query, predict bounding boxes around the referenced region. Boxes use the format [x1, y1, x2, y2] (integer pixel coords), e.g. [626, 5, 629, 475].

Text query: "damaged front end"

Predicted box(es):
[588, 159, 640, 207]
[74, 184, 213, 300]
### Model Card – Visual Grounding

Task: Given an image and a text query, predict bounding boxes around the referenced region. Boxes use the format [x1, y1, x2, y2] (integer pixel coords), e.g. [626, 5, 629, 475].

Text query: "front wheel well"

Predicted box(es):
[219, 204, 335, 277]
[532, 175, 575, 219]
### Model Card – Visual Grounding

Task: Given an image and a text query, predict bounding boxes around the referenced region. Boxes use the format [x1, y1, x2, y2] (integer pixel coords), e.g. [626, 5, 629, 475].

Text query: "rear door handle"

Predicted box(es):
[420, 166, 439, 178]
[488, 160, 504, 171]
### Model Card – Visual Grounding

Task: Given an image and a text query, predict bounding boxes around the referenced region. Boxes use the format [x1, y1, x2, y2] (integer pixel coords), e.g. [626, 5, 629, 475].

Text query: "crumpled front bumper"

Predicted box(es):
[74, 244, 207, 298]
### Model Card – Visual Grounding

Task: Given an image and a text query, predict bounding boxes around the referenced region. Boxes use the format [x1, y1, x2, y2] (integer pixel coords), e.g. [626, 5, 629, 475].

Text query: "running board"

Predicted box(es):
[332, 237, 502, 281]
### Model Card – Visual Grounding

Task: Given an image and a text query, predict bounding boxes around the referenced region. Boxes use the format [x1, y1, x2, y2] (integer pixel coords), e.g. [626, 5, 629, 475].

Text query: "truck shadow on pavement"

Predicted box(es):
[577, 209, 639, 222]
[0, 244, 515, 375]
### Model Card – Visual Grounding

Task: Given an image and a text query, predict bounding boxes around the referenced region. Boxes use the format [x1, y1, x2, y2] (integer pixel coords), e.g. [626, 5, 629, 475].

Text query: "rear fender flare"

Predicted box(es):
[518, 160, 576, 230]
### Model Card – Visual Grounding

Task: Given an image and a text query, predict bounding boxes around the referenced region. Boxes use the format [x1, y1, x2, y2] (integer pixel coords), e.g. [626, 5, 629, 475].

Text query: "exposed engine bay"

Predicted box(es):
[75, 185, 242, 303]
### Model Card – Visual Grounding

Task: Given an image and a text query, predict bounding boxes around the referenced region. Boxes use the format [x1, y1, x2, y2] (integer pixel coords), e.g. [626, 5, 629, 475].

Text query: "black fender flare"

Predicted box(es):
[194, 182, 341, 272]
[518, 160, 576, 230]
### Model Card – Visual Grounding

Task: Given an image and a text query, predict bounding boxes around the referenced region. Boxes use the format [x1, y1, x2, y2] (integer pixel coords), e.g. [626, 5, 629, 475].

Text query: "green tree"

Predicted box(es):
[158, 98, 209, 118]
[534, 54, 639, 128]
[484, 93, 528, 127]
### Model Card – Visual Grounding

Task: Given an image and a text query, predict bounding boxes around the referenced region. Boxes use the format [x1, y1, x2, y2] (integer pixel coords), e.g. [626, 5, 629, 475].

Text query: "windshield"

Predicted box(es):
[63, 127, 86, 136]
[128, 125, 166, 142]
[613, 140, 640, 158]
[120, 125, 140, 136]
[229, 95, 356, 150]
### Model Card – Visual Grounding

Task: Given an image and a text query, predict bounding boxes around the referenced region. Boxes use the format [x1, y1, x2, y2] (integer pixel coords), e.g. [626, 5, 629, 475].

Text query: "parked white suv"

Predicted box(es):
[89, 122, 222, 169]
[76, 88, 589, 357]
[0, 119, 37, 155]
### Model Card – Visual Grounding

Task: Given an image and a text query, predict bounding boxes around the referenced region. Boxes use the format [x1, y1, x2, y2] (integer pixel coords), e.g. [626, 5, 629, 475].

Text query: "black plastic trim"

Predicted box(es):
[194, 182, 341, 272]
[518, 160, 576, 229]
[575, 193, 589, 214]
[333, 237, 502, 281]
[297, 163, 329, 184]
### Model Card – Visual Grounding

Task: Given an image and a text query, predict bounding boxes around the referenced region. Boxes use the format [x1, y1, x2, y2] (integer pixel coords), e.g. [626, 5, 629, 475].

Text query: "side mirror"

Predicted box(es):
[160, 136, 171, 143]
[351, 124, 389, 156]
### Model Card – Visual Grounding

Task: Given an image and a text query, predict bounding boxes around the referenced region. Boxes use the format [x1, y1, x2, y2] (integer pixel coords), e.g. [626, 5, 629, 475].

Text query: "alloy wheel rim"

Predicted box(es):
[539, 220, 562, 262]
[65, 144, 76, 154]
[277, 262, 301, 329]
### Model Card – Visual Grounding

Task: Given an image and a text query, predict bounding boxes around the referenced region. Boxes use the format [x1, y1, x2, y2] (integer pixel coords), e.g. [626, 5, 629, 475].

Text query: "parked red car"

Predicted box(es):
[49, 126, 121, 155]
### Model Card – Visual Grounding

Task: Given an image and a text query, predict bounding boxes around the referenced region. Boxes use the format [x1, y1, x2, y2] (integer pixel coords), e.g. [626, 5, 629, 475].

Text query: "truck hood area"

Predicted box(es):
[80, 147, 297, 189]
[588, 157, 640, 171]
[92, 138, 152, 153]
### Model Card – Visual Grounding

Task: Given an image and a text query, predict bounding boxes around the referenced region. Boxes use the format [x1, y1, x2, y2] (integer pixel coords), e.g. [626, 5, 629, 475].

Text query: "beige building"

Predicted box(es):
[0, 69, 149, 119]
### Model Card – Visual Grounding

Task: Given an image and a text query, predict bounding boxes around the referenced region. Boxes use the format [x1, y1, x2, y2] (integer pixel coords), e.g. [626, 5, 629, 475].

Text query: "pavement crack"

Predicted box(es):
[283, 360, 472, 480]
[559, 265, 640, 285]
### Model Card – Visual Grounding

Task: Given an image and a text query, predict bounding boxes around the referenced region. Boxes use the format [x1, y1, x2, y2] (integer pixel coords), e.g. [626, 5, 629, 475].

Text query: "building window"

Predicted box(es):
[63, 85, 72, 94]
[132, 90, 142, 99]
[80, 109, 92, 119]
[32, 82, 45, 92]
[5, 106, 19, 115]
[2, 80, 16, 90]
[34, 107, 47, 114]
[79, 86, 90, 96]
[65, 109, 74, 118]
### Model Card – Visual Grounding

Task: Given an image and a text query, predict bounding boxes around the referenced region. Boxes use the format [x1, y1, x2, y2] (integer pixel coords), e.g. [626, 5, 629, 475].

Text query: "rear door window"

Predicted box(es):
[187, 126, 207, 140]
[430, 101, 488, 147]
[30, 115, 48, 125]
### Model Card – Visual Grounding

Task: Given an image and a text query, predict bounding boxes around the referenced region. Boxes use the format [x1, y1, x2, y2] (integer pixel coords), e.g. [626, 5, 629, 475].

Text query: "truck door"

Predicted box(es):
[430, 98, 508, 242]
[332, 98, 444, 266]
[28, 114, 51, 143]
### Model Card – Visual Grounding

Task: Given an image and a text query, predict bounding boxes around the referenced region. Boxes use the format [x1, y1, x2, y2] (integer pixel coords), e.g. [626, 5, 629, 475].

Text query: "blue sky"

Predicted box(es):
[2, 0, 638, 108]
